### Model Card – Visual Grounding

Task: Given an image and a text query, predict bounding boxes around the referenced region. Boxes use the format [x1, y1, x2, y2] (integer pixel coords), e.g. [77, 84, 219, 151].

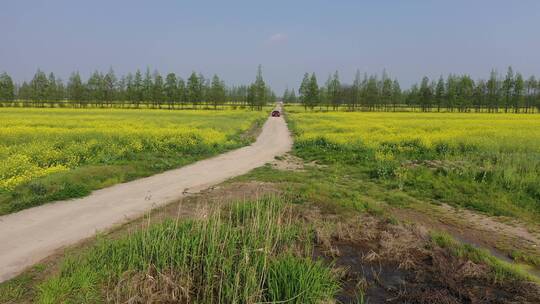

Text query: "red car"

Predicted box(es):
[271, 110, 281, 117]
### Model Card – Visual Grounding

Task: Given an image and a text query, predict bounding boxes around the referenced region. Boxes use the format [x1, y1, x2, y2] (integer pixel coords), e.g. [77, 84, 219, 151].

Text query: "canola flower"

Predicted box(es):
[290, 112, 540, 153]
[0, 108, 265, 191]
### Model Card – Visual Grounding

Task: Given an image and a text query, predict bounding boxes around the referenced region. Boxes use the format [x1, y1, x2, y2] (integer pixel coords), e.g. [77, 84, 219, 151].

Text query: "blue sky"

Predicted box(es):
[2, 0, 539, 93]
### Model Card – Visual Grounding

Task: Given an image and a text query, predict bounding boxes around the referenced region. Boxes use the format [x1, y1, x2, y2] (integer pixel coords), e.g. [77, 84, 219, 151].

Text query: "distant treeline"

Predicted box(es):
[285, 67, 540, 113]
[0, 66, 275, 110]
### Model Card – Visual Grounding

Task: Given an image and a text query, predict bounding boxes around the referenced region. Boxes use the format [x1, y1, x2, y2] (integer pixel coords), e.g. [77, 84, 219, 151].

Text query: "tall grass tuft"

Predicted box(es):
[266, 254, 340, 303]
[37, 197, 339, 303]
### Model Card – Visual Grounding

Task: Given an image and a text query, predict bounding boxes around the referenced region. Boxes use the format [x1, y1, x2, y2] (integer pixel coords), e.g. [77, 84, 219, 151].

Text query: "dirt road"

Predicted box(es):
[0, 113, 292, 283]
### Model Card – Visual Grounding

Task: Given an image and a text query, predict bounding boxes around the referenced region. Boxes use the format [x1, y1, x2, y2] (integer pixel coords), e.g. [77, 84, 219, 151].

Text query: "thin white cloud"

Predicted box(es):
[266, 33, 288, 44]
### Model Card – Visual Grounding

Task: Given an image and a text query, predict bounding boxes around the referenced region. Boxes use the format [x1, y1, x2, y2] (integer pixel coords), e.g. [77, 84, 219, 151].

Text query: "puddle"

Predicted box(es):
[315, 242, 411, 303]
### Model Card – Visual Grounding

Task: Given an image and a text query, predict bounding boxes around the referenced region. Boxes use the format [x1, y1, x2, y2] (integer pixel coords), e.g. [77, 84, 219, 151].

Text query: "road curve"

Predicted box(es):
[0, 113, 292, 283]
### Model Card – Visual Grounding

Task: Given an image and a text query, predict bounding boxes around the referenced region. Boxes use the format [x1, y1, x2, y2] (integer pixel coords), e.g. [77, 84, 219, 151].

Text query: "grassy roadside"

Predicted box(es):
[36, 198, 338, 303]
[2, 197, 340, 304]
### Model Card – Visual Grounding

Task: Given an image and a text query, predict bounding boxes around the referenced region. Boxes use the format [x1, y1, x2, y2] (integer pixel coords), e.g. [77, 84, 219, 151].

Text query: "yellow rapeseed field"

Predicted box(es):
[290, 112, 540, 153]
[0, 108, 266, 192]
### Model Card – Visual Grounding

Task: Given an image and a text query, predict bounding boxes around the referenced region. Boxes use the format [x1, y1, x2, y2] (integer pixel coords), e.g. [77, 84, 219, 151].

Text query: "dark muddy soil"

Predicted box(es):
[308, 212, 540, 304]
[315, 243, 409, 303]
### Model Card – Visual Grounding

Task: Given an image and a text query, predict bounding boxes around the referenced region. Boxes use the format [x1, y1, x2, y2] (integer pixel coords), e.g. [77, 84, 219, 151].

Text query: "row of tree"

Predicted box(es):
[288, 67, 540, 113]
[3, 66, 540, 113]
[0, 66, 275, 110]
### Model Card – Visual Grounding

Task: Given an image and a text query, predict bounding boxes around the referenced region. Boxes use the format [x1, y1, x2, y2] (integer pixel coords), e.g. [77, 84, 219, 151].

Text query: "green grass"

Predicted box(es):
[430, 231, 539, 284]
[266, 255, 339, 303]
[292, 138, 540, 221]
[510, 250, 540, 268]
[0, 264, 46, 303]
[35, 197, 339, 303]
[236, 164, 413, 218]
[0, 276, 29, 303]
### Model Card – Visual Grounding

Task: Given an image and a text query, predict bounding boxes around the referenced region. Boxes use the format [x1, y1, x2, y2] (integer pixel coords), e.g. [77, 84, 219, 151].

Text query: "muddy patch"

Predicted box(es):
[315, 242, 410, 303]
[303, 209, 540, 304]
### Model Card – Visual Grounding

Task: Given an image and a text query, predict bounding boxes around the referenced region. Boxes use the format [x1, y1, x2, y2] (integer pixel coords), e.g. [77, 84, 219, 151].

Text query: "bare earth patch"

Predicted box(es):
[270, 153, 327, 171]
[439, 203, 540, 248]
[270, 153, 306, 171]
